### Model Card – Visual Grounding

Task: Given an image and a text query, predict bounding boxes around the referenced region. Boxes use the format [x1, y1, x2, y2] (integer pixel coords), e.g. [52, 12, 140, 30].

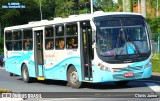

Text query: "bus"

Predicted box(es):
[4, 11, 152, 88]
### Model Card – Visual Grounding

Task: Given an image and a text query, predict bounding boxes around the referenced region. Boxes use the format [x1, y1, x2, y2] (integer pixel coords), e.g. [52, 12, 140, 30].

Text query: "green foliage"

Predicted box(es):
[152, 54, 160, 61]
[54, 0, 75, 17]
[35, 0, 55, 19]
[118, 0, 122, 4]
[0, 37, 4, 54]
[1, 9, 20, 26]
[123, 0, 133, 12]
[94, 0, 118, 12]
[79, 0, 90, 14]
[152, 54, 160, 73]
[146, 17, 160, 42]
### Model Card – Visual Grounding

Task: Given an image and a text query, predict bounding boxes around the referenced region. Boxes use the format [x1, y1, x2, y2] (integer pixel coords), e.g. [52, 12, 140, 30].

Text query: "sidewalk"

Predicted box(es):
[152, 72, 160, 76]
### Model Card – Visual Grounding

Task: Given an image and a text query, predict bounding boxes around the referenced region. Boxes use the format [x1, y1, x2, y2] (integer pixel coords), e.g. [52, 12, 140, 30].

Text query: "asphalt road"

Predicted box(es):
[0, 68, 160, 101]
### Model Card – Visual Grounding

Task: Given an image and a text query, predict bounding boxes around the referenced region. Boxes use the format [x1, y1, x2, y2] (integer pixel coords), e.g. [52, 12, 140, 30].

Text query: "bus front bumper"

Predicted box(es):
[92, 66, 152, 83]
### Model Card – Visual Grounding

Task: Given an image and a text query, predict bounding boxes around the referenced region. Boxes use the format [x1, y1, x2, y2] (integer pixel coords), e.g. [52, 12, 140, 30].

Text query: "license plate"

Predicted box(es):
[124, 72, 134, 77]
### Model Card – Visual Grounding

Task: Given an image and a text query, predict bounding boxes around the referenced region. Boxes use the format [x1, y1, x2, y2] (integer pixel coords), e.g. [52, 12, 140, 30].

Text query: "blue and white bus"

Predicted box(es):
[4, 11, 152, 88]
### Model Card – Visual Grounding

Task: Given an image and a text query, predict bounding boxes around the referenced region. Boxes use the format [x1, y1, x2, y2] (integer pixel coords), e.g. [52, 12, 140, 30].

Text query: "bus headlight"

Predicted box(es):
[100, 65, 109, 71]
[145, 62, 152, 68]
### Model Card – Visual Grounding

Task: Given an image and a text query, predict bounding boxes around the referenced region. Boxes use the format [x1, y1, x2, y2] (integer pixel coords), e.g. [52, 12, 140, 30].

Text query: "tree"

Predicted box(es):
[123, 0, 133, 12]
[94, 0, 118, 12]
[54, 0, 75, 17]
[35, 0, 55, 20]
[78, 0, 90, 14]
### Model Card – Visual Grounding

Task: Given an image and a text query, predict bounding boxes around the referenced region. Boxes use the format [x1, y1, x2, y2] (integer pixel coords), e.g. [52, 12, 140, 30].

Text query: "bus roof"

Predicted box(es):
[4, 11, 143, 31]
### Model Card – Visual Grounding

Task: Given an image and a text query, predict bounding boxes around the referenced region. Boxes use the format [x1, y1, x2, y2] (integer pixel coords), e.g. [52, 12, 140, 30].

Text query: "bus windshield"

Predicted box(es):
[95, 18, 150, 57]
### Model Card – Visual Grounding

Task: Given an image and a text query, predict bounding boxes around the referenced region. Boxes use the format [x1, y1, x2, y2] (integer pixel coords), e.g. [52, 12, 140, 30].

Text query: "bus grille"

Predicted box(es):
[112, 66, 143, 72]
[113, 72, 143, 80]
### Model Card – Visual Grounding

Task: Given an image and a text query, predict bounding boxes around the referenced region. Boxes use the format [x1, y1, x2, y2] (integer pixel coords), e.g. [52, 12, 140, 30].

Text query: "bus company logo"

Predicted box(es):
[2, 93, 11, 98]
[127, 65, 130, 69]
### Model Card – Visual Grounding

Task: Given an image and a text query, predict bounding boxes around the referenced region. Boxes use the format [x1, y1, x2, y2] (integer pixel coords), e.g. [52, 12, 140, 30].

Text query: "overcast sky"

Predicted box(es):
[113, 0, 118, 3]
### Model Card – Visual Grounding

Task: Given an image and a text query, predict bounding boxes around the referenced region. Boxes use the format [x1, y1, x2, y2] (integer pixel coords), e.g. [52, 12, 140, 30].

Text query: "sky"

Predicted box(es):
[113, 0, 118, 3]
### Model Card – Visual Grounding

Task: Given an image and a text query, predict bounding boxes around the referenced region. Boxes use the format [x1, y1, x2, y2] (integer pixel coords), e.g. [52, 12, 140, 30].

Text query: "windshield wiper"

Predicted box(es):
[114, 48, 118, 59]
[131, 42, 141, 56]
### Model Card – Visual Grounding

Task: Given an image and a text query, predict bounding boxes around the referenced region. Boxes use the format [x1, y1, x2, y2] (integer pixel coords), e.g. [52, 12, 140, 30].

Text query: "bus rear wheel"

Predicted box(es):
[22, 64, 32, 83]
[67, 66, 82, 88]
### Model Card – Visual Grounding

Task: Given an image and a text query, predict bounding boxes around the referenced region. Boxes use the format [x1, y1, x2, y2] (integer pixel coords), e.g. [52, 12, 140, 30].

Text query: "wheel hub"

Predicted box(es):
[70, 71, 78, 84]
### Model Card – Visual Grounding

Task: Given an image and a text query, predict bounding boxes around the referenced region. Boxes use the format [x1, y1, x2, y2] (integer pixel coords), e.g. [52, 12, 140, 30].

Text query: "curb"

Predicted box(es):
[152, 72, 160, 76]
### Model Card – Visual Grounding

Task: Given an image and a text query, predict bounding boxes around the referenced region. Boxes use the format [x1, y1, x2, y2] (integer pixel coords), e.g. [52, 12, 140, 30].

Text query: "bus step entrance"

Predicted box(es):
[37, 76, 45, 80]
[84, 65, 92, 80]
[84, 77, 93, 81]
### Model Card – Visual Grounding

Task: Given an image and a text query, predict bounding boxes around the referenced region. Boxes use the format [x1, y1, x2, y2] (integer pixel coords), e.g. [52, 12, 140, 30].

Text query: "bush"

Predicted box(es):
[0, 37, 3, 54]
[152, 54, 160, 73]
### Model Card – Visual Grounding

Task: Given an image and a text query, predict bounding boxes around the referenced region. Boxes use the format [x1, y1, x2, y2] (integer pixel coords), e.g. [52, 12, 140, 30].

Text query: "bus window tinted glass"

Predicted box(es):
[45, 27, 53, 37]
[12, 31, 22, 50]
[95, 18, 150, 56]
[23, 29, 33, 50]
[5, 32, 12, 40]
[13, 31, 22, 40]
[55, 38, 65, 49]
[23, 30, 32, 39]
[55, 25, 64, 36]
[66, 23, 78, 49]
[13, 41, 22, 50]
[45, 27, 54, 50]
[66, 24, 78, 35]
[6, 41, 13, 50]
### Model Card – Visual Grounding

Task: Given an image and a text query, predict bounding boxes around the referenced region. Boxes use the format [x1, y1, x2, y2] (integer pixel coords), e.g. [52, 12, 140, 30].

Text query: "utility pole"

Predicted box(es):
[91, 0, 93, 14]
[138, 0, 140, 13]
[141, 0, 146, 18]
[40, 0, 42, 20]
[157, 0, 159, 17]
[123, 0, 132, 12]
[123, 0, 125, 12]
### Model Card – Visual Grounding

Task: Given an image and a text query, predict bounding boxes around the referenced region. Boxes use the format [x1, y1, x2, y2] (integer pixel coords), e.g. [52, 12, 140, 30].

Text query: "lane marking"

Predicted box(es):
[146, 83, 160, 92]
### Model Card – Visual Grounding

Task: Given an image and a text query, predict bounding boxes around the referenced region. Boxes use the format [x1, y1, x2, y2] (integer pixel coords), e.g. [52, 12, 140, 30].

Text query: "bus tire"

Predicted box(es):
[10, 73, 14, 76]
[67, 66, 82, 88]
[114, 81, 129, 86]
[22, 64, 32, 83]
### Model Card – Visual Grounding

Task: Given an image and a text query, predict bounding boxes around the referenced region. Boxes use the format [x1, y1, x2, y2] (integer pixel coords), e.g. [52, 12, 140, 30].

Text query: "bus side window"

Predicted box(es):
[23, 29, 33, 50]
[13, 31, 22, 50]
[66, 23, 78, 49]
[45, 27, 54, 50]
[59, 39, 65, 49]
[55, 38, 65, 49]
[5, 31, 13, 51]
[6, 42, 13, 50]
[55, 25, 65, 49]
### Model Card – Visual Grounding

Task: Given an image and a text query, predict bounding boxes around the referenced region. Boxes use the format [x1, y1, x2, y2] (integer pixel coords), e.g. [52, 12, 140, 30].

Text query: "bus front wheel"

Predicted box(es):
[22, 64, 32, 83]
[67, 66, 82, 88]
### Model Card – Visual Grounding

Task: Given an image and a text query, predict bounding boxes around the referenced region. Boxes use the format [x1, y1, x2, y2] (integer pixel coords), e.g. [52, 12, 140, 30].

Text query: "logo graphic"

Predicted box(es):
[127, 46, 135, 54]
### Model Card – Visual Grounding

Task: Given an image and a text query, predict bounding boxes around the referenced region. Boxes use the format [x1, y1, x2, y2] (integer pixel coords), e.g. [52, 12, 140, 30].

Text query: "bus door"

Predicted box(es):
[33, 28, 45, 80]
[80, 21, 93, 81]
